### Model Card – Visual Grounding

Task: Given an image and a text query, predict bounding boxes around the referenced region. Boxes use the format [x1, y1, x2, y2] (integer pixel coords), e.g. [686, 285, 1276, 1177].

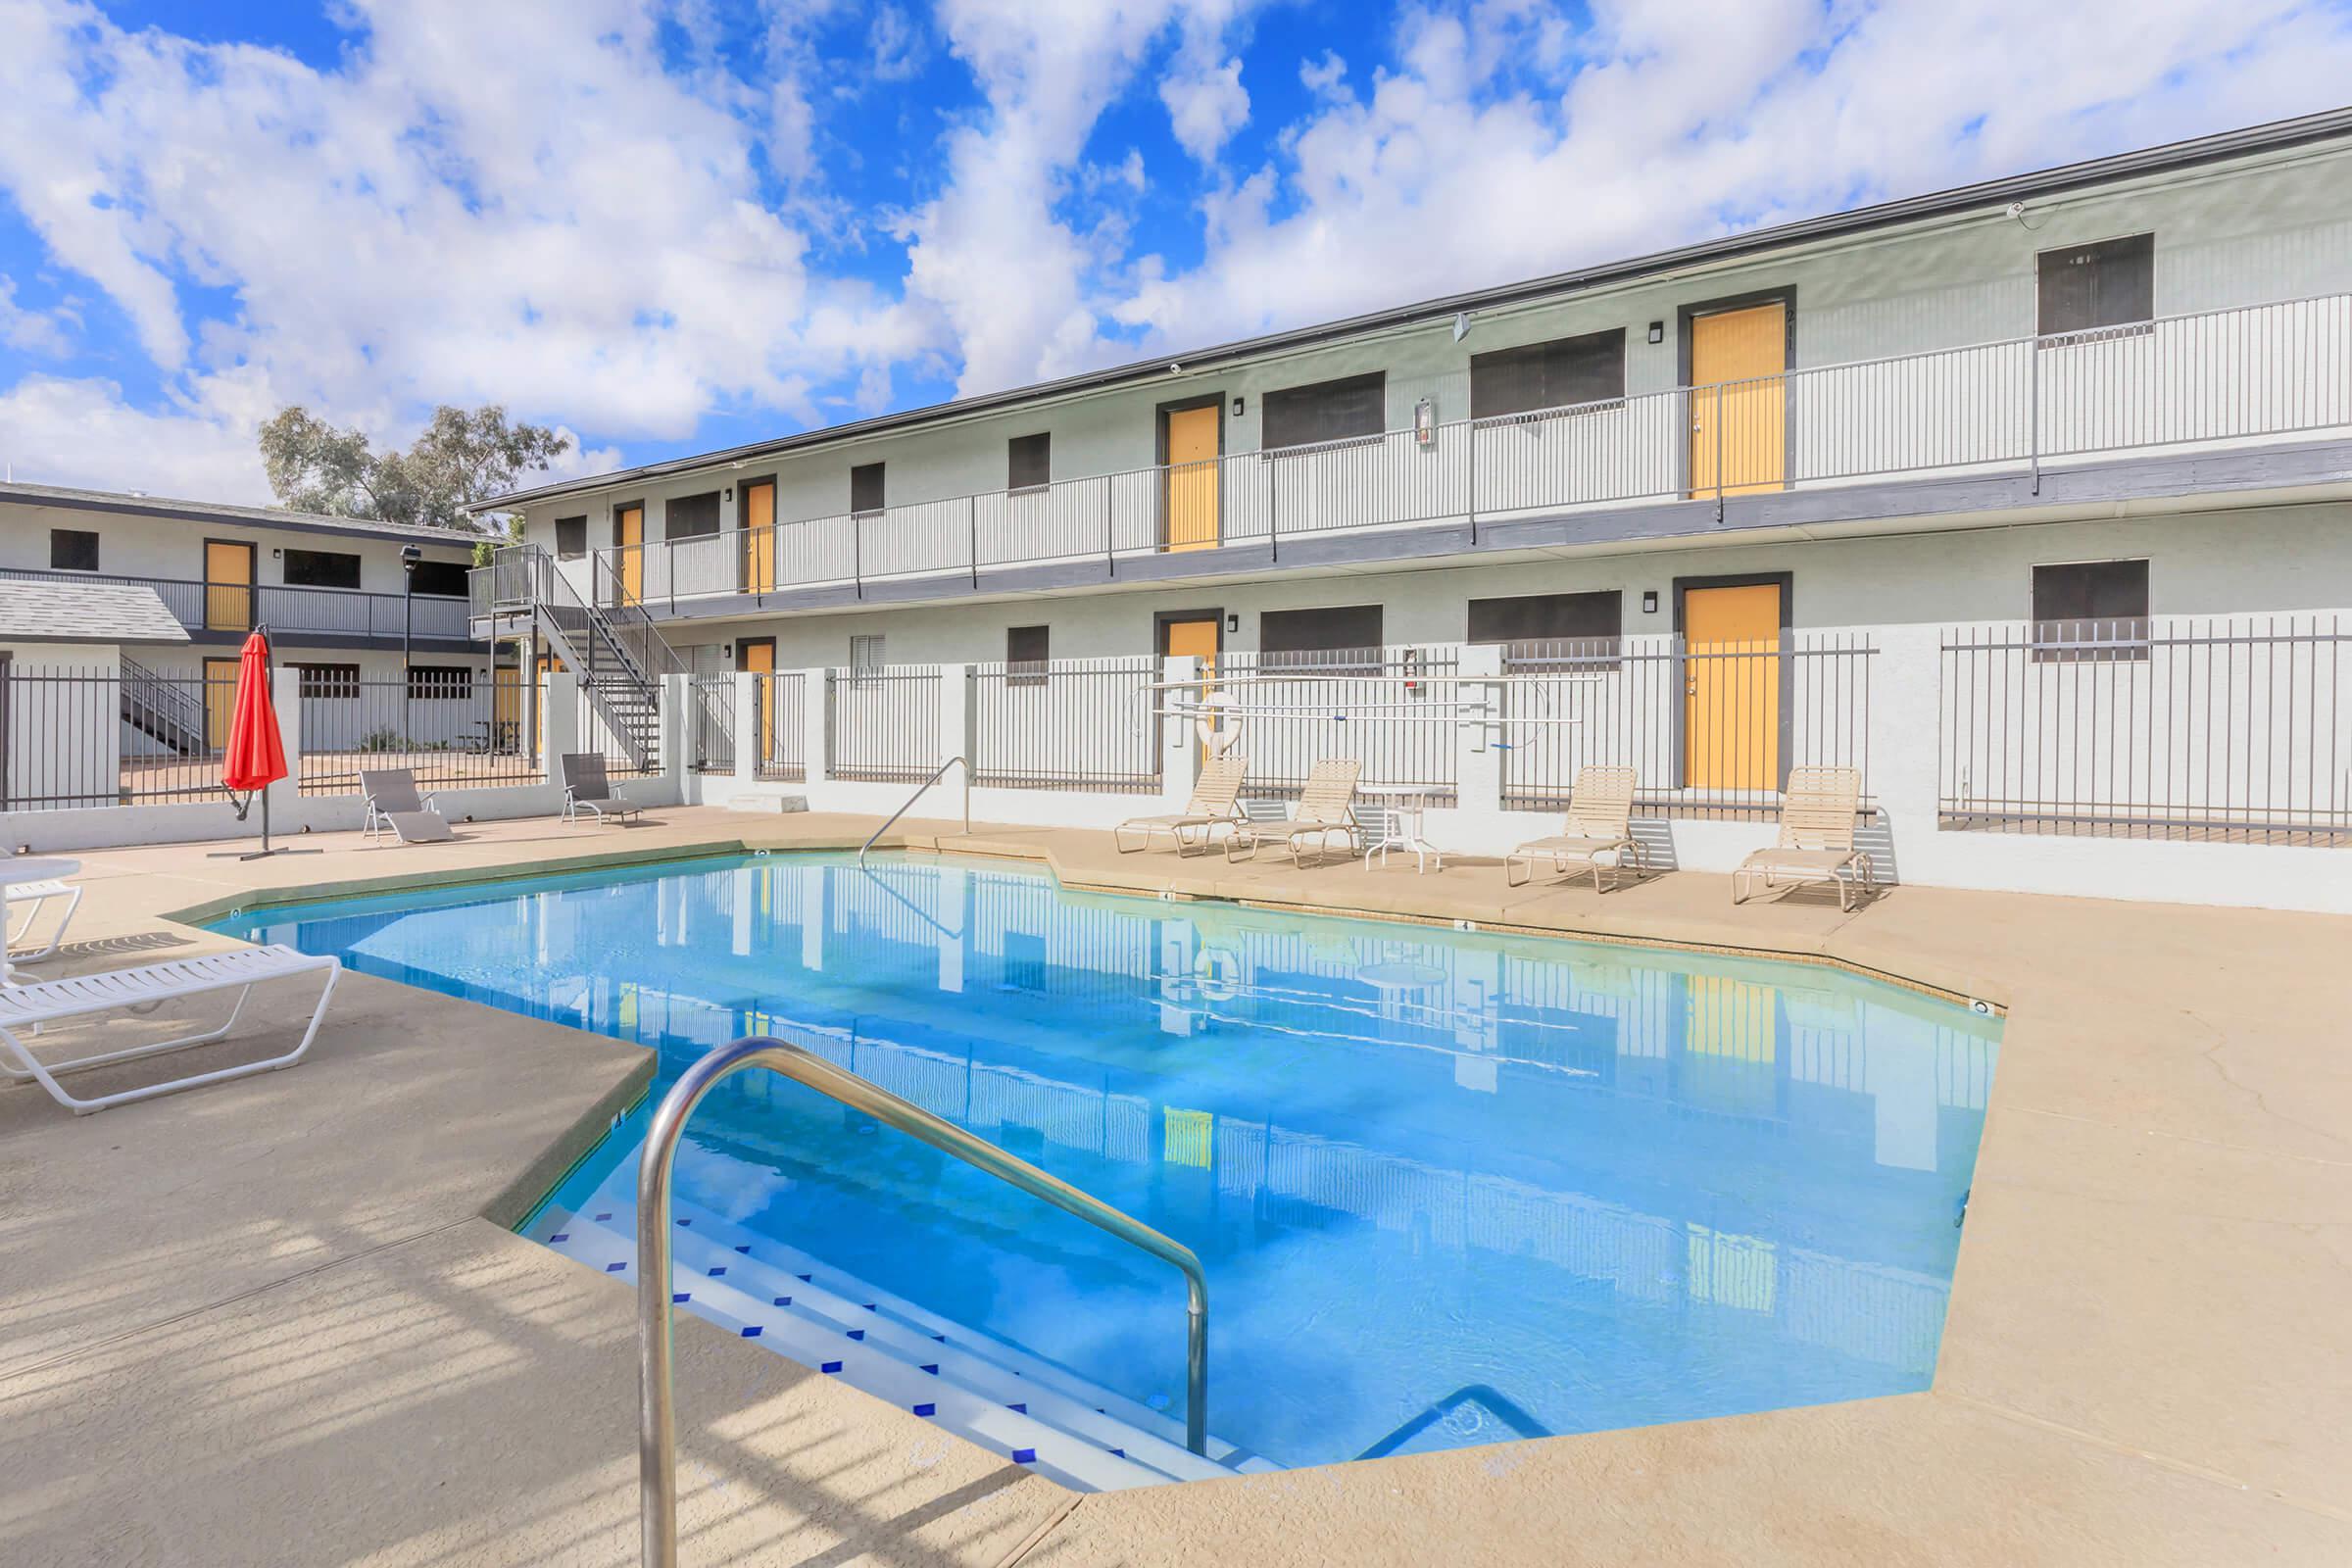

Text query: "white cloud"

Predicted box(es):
[869, 4, 928, 80]
[0, 276, 73, 357]
[1160, 53, 1250, 163]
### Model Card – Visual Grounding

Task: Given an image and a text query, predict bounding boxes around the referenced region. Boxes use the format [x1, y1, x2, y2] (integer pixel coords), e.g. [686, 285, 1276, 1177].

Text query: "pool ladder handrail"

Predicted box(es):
[637, 1033, 1209, 1568]
[858, 754, 968, 867]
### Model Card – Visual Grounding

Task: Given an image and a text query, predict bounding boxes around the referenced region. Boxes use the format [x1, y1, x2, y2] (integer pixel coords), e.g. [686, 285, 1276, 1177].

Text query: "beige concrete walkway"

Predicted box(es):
[1, 807, 2347, 1566]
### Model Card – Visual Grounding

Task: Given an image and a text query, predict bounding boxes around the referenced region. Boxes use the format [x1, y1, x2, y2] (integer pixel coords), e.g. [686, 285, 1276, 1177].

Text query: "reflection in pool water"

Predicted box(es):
[218, 853, 1999, 1473]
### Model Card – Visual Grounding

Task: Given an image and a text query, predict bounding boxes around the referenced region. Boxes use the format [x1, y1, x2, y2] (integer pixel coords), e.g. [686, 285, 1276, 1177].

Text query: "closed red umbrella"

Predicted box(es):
[221, 630, 286, 793]
[209, 627, 317, 861]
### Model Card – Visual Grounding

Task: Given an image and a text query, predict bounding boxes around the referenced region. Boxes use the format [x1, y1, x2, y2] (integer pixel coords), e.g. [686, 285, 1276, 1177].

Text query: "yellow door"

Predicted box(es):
[615, 503, 645, 603]
[1684, 583, 1781, 790]
[741, 479, 776, 592]
[1162, 405, 1220, 551]
[738, 638, 776, 761]
[492, 668, 520, 753]
[204, 541, 253, 631]
[202, 657, 240, 751]
[1162, 617, 1220, 762]
[1690, 303, 1787, 496]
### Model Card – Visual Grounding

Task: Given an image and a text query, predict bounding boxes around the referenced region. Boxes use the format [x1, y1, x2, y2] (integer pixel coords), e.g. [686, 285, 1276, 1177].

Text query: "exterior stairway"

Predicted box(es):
[120, 655, 208, 757]
[470, 545, 680, 772]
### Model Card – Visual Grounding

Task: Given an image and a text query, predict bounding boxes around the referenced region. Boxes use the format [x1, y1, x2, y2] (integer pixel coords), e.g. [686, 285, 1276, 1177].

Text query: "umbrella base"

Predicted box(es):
[205, 846, 325, 861]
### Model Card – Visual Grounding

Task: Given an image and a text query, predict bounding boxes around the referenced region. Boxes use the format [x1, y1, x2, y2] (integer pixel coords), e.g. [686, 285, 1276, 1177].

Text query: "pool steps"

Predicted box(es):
[531, 1161, 1260, 1490]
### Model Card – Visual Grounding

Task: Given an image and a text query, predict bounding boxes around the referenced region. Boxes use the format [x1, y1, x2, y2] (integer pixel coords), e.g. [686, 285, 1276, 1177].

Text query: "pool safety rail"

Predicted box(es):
[636, 1033, 1211, 1568]
[858, 754, 969, 866]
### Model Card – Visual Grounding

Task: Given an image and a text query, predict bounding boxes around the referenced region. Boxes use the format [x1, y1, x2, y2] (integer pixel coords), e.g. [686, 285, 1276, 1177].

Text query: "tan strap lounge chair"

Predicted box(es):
[1225, 759, 1363, 867]
[1114, 756, 1250, 856]
[1733, 766, 1877, 912]
[1504, 766, 1645, 891]
[361, 768, 454, 844]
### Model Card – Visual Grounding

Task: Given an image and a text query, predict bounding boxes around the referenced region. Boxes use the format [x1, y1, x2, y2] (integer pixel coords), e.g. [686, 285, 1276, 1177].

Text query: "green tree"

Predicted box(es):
[259, 404, 569, 532]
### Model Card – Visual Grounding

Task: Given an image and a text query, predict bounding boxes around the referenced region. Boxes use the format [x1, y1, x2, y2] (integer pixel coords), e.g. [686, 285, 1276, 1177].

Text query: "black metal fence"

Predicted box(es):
[1216, 646, 1464, 801]
[0, 664, 231, 810]
[754, 672, 808, 780]
[297, 674, 532, 796]
[1500, 633, 1876, 819]
[687, 674, 735, 775]
[970, 656, 1161, 793]
[1939, 614, 2351, 842]
[825, 665, 941, 781]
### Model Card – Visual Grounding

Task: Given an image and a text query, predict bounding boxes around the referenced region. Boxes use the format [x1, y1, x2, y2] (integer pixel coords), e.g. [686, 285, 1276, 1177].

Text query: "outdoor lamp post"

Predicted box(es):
[401, 544, 421, 749]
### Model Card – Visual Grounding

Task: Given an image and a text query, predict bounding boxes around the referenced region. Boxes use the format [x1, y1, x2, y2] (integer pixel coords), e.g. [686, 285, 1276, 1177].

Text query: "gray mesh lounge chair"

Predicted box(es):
[1114, 756, 1249, 856]
[360, 768, 454, 844]
[1225, 759, 1363, 867]
[1733, 766, 1876, 911]
[563, 753, 644, 825]
[1504, 766, 1645, 892]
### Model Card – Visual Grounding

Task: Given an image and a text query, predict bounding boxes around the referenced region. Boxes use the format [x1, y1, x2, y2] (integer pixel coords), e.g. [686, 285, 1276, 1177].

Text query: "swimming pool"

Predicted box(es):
[216, 852, 2000, 1487]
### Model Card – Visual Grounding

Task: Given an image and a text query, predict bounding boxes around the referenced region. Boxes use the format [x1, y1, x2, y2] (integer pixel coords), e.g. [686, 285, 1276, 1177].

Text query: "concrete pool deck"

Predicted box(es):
[0, 807, 2345, 1565]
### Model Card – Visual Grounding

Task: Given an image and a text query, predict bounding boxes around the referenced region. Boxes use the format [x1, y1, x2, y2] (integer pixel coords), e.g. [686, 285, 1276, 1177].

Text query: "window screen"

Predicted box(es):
[2037, 233, 2154, 338]
[1262, 372, 1387, 452]
[283, 548, 363, 590]
[555, 515, 587, 559]
[1258, 604, 1384, 668]
[1008, 433, 1051, 492]
[1468, 591, 1623, 664]
[2032, 559, 2150, 661]
[850, 463, 886, 515]
[408, 560, 469, 597]
[407, 665, 473, 700]
[49, 529, 99, 571]
[295, 662, 360, 700]
[1470, 330, 1626, 419]
[1006, 624, 1049, 685]
[665, 491, 720, 540]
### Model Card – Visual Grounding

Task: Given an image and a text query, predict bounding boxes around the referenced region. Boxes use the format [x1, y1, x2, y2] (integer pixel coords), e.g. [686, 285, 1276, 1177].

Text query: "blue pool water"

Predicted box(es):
[216, 853, 1999, 1473]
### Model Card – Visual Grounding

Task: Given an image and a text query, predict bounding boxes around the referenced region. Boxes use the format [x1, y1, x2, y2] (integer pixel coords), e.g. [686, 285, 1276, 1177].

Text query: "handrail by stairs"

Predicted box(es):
[637, 1033, 1210, 1568]
[858, 754, 968, 866]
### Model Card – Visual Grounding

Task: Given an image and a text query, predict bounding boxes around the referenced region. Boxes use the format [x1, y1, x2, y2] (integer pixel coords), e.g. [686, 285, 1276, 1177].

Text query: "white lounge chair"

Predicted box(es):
[1504, 766, 1646, 892]
[6, 874, 81, 963]
[1114, 756, 1250, 856]
[361, 768, 454, 844]
[562, 753, 645, 824]
[0, 945, 340, 1115]
[1733, 766, 1878, 912]
[1225, 759, 1364, 867]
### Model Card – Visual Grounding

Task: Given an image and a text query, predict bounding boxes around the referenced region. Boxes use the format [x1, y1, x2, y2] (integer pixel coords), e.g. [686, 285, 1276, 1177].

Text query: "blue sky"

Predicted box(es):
[4, 0, 2351, 506]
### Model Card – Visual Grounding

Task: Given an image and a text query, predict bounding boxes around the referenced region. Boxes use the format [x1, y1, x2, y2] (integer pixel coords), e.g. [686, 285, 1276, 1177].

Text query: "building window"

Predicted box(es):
[1006, 624, 1049, 686]
[850, 463, 886, 516]
[408, 560, 469, 597]
[1007, 432, 1052, 493]
[665, 491, 720, 540]
[1468, 591, 1623, 666]
[408, 665, 473, 700]
[283, 548, 363, 590]
[296, 662, 360, 700]
[1470, 330, 1627, 420]
[555, 515, 588, 560]
[49, 529, 99, 572]
[2037, 233, 2153, 339]
[1259, 604, 1384, 669]
[849, 634, 886, 679]
[1262, 372, 1387, 453]
[2032, 559, 2150, 661]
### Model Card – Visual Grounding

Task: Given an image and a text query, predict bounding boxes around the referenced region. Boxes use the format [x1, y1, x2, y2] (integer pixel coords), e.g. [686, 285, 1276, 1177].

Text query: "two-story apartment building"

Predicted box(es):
[0, 483, 501, 808]
[481, 110, 2352, 683]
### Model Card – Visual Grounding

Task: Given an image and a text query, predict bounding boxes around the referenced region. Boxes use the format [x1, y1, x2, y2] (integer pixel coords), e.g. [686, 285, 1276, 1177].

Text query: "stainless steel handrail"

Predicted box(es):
[637, 1034, 1210, 1568]
[857, 754, 969, 866]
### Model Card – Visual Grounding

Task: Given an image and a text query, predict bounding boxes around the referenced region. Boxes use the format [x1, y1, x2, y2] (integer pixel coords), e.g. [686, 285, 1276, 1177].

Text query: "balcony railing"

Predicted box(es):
[587, 292, 2352, 613]
[0, 566, 481, 643]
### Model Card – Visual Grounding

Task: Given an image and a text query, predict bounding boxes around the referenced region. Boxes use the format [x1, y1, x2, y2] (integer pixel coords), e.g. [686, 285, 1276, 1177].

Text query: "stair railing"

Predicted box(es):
[637, 1034, 1209, 1568]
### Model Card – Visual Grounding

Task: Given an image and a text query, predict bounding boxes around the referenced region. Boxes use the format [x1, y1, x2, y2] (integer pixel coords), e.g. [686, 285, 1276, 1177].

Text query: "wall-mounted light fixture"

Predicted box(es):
[724, 487, 733, 502]
[1646, 320, 1664, 345]
[271, 548, 281, 559]
[1642, 590, 1659, 614]
[1231, 396, 1245, 416]
[1225, 613, 1240, 633]
[1452, 311, 1472, 343]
